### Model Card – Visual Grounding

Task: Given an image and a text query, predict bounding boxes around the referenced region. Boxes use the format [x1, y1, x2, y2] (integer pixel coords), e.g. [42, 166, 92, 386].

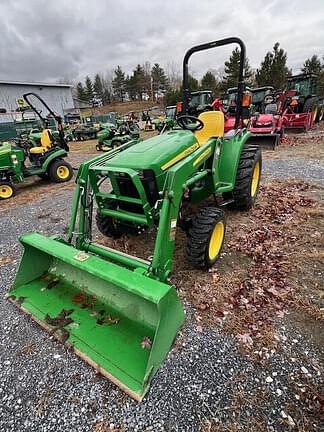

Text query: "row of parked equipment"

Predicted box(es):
[154, 73, 324, 150]
[0, 93, 73, 200]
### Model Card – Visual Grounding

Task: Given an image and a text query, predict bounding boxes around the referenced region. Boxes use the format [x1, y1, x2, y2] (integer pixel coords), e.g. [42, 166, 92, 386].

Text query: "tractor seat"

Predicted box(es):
[29, 129, 53, 155]
[194, 111, 224, 145]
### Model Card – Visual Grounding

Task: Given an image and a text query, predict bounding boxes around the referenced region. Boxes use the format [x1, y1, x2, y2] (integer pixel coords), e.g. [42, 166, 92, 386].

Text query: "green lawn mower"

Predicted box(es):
[96, 122, 140, 152]
[8, 37, 262, 400]
[0, 93, 73, 200]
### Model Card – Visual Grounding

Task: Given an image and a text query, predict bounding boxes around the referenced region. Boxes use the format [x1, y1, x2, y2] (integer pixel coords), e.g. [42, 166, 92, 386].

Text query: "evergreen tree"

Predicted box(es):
[188, 74, 199, 91]
[200, 71, 219, 95]
[76, 82, 87, 101]
[125, 74, 137, 101]
[221, 48, 253, 91]
[302, 55, 322, 75]
[93, 74, 104, 100]
[85, 76, 94, 101]
[164, 88, 181, 106]
[112, 66, 125, 101]
[151, 63, 168, 100]
[102, 88, 111, 105]
[133, 64, 150, 100]
[256, 42, 290, 90]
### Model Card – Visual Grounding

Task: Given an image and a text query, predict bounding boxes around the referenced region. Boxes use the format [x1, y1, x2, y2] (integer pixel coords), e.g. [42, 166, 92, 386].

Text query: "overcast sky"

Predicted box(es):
[1, 0, 323, 84]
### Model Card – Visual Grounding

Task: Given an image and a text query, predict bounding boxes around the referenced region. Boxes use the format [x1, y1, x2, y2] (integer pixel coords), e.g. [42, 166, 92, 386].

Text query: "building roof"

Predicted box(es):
[0, 80, 72, 88]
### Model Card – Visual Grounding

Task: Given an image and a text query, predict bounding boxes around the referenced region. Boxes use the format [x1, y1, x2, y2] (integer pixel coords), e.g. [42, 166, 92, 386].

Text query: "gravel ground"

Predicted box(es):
[0, 157, 323, 432]
[263, 158, 324, 182]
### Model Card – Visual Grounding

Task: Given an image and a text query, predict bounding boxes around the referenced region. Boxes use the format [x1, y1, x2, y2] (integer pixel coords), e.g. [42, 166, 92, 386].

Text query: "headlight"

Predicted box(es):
[11, 155, 18, 165]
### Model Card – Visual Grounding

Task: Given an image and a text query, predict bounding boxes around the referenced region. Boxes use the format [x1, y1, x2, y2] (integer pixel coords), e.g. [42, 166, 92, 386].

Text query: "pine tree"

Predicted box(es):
[112, 66, 125, 102]
[151, 63, 168, 100]
[132, 64, 149, 100]
[85, 76, 94, 101]
[76, 82, 87, 101]
[188, 74, 199, 91]
[125, 74, 137, 101]
[221, 48, 253, 91]
[302, 55, 322, 75]
[201, 71, 219, 94]
[102, 89, 111, 105]
[164, 88, 181, 106]
[256, 42, 291, 90]
[93, 74, 104, 100]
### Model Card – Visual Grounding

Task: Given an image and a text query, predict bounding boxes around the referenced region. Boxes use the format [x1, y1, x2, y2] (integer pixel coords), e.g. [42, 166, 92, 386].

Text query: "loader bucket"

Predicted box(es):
[8, 233, 185, 401]
[247, 133, 279, 150]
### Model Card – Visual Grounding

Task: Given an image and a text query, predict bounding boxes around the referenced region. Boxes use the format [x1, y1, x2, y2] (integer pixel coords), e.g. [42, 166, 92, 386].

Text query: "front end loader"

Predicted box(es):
[8, 37, 262, 400]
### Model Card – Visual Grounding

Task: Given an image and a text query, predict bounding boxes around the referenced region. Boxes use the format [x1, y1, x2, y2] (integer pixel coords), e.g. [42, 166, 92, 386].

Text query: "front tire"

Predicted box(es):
[48, 160, 73, 183]
[96, 210, 123, 239]
[0, 181, 16, 200]
[226, 145, 262, 210]
[186, 207, 226, 269]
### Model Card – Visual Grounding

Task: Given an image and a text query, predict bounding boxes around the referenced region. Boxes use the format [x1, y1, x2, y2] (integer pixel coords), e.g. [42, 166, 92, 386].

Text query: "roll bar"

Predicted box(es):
[182, 37, 246, 129]
[23, 92, 69, 151]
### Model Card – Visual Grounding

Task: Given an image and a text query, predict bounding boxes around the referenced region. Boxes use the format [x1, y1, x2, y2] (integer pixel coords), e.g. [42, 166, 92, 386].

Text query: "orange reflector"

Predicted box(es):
[176, 101, 183, 113]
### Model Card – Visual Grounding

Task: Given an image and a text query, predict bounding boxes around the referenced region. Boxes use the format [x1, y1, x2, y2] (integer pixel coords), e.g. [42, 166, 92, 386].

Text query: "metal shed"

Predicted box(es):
[0, 81, 74, 118]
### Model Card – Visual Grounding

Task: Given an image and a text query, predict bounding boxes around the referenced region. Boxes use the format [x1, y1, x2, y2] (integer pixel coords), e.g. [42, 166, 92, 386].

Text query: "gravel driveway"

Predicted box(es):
[263, 158, 324, 182]
[0, 156, 323, 432]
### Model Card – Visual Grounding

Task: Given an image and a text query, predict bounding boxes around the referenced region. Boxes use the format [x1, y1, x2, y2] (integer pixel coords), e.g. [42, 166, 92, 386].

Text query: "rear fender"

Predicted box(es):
[217, 130, 251, 190]
[42, 148, 68, 171]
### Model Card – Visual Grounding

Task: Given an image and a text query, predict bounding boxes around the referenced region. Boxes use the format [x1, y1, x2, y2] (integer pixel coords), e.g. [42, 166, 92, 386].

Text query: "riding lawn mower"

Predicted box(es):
[8, 37, 262, 400]
[96, 122, 140, 152]
[0, 93, 73, 200]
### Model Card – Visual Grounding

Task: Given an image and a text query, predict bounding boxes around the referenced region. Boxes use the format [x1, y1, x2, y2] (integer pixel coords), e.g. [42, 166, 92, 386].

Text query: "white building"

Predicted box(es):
[0, 80, 74, 117]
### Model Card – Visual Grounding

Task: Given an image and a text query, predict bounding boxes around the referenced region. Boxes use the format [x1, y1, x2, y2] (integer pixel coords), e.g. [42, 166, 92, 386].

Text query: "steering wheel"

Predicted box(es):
[177, 115, 204, 131]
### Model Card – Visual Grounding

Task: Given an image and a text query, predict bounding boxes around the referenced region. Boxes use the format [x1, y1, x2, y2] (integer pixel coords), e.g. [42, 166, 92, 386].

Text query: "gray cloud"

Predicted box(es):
[0, 0, 323, 83]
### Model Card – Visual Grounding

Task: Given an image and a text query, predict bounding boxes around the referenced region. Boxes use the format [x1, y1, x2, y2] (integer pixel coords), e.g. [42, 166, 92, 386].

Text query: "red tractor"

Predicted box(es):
[212, 87, 252, 132]
[277, 74, 320, 131]
[248, 87, 285, 149]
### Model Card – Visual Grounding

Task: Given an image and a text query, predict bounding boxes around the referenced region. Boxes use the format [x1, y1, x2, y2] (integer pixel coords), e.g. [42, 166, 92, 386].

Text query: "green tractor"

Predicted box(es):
[8, 37, 262, 399]
[153, 105, 177, 133]
[0, 93, 73, 200]
[96, 122, 140, 152]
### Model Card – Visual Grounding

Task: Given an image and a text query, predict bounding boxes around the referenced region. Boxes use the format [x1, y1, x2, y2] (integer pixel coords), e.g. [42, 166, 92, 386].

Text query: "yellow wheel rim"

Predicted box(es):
[57, 165, 70, 179]
[208, 221, 225, 261]
[0, 185, 13, 199]
[251, 162, 260, 197]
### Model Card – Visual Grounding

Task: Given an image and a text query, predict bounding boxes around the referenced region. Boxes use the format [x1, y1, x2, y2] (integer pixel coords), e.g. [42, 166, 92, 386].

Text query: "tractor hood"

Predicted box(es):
[107, 130, 199, 174]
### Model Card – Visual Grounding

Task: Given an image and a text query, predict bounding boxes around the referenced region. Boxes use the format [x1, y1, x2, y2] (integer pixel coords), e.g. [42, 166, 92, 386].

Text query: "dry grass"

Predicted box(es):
[0, 256, 15, 265]
[92, 421, 124, 432]
[92, 100, 162, 116]
[34, 388, 54, 417]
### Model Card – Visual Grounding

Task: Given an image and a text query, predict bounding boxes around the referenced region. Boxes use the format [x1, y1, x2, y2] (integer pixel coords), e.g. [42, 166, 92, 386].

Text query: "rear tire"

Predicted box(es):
[225, 145, 262, 210]
[48, 159, 73, 183]
[0, 181, 16, 200]
[96, 210, 123, 239]
[303, 97, 319, 123]
[186, 207, 226, 269]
